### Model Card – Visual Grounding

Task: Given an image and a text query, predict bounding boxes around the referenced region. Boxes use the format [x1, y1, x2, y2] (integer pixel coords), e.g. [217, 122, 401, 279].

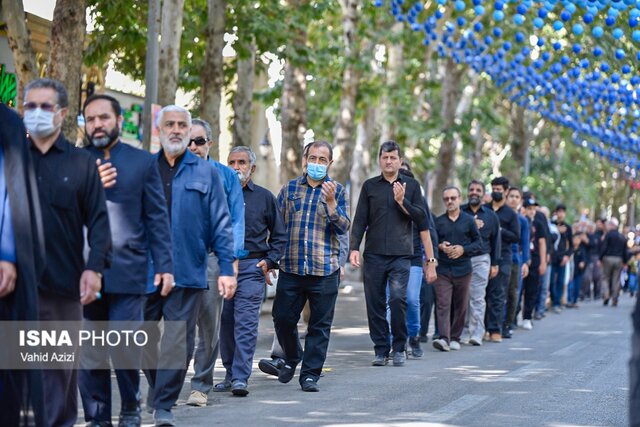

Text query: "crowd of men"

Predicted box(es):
[0, 78, 636, 427]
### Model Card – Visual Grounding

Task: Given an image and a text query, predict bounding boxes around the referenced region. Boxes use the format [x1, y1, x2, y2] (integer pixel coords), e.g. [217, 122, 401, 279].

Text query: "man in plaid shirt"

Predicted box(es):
[272, 140, 350, 392]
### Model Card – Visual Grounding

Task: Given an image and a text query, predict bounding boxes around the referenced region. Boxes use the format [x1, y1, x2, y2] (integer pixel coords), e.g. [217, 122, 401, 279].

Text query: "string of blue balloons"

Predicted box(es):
[377, 0, 640, 178]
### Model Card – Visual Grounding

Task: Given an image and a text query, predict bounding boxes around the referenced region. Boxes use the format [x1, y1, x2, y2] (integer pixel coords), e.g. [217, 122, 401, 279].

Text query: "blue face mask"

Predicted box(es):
[307, 162, 327, 181]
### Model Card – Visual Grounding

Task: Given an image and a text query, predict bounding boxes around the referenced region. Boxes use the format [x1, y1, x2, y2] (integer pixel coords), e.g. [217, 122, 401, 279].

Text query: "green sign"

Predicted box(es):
[0, 64, 17, 107]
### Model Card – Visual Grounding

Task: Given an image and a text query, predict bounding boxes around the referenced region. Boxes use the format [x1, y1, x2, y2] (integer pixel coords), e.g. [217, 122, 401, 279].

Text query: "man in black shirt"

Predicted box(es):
[600, 217, 628, 306]
[24, 78, 111, 427]
[219, 146, 287, 396]
[432, 187, 482, 351]
[350, 141, 436, 367]
[550, 204, 573, 312]
[461, 180, 501, 346]
[521, 198, 547, 330]
[485, 177, 520, 343]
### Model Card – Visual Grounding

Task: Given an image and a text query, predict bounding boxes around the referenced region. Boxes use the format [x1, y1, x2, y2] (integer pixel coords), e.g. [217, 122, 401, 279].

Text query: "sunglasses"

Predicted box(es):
[443, 196, 458, 202]
[23, 102, 58, 112]
[189, 137, 209, 146]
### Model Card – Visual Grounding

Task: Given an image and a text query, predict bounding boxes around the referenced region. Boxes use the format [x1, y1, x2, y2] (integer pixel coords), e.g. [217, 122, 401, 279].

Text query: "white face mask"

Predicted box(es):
[24, 108, 58, 139]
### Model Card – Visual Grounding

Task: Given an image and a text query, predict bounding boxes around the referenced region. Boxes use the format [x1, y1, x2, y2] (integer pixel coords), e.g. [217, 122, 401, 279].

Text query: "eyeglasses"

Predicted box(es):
[443, 196, 458, 202]
[23, 102, 58, 112]
[189, 137, 209, 146]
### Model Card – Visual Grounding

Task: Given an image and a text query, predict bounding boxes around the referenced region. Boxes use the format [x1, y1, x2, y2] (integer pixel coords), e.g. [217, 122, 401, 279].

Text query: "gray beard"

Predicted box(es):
[92, 136, 111, 148]
[161, 138, 187, 156]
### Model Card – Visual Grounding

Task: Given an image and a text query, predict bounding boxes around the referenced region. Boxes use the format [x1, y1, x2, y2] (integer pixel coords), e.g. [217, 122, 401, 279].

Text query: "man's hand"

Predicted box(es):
[449, 245, 464, 259]
[154, 273, 175, 297]
[439, 241, 452, 255]
[392, 182, 406, 206]
[557, 224, 567, 234]
[474, 218, 485, 230]
[521, 263, 529, 279]
[340, 266, 345, 281]
[321, 181, 338, 209]
[561, 255, 569, 266]
[539, 261, 547, 276]
[218, 275, 237, 300]
[0, 261, 17, 298]
[80, 270, 102, 305]
[423, 262, 437, 283]
[490, 265, 499, 279]
[257, 260, 278, 285]
[349, 250, 361, 268]
[96, 159, 117, 189]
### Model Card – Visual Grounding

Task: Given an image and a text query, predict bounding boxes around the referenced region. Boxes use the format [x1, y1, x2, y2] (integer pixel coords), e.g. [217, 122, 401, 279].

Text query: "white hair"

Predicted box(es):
[609, 217, 619, 228]
[155, 105, 191, 128]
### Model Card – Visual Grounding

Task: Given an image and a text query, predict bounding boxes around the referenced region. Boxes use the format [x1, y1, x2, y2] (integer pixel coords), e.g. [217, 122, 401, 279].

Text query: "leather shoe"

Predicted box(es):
[213, 380, 232, 392]
[278, 362, 296, 383]
[231, 380, 249, 397]
[258, 358, 285, 377]
[301, 377, 319, 392]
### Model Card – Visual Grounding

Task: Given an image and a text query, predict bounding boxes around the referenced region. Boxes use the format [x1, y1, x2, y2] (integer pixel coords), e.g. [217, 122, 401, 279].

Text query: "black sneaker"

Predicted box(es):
[501, 328, 512, 339]
[371, 354, 388, 366]
[258, 358, 285, 377]
[118, 409, 141, 427]
[278, 362, 296, 383]
[419, 335, 428, 343]
[301, 377, 319, 392]
[409, 337, 423, 358]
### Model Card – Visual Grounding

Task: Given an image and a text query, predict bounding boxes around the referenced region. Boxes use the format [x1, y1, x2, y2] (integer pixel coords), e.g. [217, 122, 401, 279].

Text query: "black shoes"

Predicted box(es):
[409, 337, 423, 358]
[501, 328, 512, 339]
[231, 380, 249, 397]
[258, 357, 285, 377]
[118, 410, 141, 427]
[301, 377, 320, 392]
[86, 422, 113, 427]
[371, 354, 388, 366]
[278, 363, 296, 383]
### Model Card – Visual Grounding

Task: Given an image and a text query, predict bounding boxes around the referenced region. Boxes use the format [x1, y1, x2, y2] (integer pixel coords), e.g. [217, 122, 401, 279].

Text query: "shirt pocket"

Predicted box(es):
[51, 182, 75, 210]
[287, 193, 302, 212]
[185, 181, 209, 195]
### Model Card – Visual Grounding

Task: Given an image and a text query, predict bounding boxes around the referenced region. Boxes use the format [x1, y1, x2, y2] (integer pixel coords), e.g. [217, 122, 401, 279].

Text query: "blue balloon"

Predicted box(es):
[494, 10, 505, 20]
[475, 5, 485, 14]
[503, 41, 512, 50]
[561, 55, 571, 64]
[455, 0, 466, 11]
[494, 1, 504, 10]
[539, 8, 548, 18]
[616, 48, 626, 59]
[583, 13, 594, 23]
[457, 16, 466, 26]
[472, 0, 481, 5]
[601, 62, 610, 72]
[553, 20, 564, 30]
[573, 24, 584, 35]
[573, 43, 582, 53]
[593, 26, 604, 37]
[613, 28, 624, 39]
[606, 16, 616, 26]
[514, 14, 525, 25]
[517, 4, 528, 14]
[542, 51, 551, 61]
[561, 10, 572, 21]
[631, 17, 639, 27]
[537, 37, 545, 47]
[594, 46, 603, 56]
[494, 27, 503, 37]
[515, 31, 525, 42]
[623, 64, 632, 73]
[474, 22, 484, 31]
[534, 17, 544, 28]
[435, 10, 444, 18]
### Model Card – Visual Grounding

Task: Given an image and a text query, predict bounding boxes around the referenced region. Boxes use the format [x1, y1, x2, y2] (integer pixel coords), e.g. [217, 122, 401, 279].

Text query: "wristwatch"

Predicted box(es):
[425, 258, 438, 265]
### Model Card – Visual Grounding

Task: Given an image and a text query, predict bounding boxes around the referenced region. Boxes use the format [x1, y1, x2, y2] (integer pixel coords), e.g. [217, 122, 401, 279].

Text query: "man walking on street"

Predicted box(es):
[350, 141, 436, 366]
[273, 140, 350, 392]
[550, 204, 573, 312]
[461, 180, 501, 346]
[600, 217, 628, 306]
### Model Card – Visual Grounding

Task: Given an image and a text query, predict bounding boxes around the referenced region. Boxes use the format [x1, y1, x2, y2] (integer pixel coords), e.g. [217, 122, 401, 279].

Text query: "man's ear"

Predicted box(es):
[117, 115, 124, 130]
[250, 164, 256, 174]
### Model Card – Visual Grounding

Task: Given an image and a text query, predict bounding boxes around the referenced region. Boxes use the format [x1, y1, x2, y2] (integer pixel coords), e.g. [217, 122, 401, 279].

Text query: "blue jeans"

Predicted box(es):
[536, 264, 552, 314]
[386, 265, 423, 338]
[630, 273, 638, 294]
[568, 271, 583, 304]
[550, 263, 566, 308]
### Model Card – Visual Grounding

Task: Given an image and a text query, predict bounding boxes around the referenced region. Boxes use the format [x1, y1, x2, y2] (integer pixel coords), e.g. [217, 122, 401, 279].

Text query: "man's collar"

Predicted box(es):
[299, 173, 330, 187]
[28, 132, 67, 153]
[377, 173, 403, 183]
[245, 179, 255, 191]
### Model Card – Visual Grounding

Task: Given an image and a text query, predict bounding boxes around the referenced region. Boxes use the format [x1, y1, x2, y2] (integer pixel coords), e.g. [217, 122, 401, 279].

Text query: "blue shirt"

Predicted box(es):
[210, 159, 245, 258]
[0, 145, 16, 263]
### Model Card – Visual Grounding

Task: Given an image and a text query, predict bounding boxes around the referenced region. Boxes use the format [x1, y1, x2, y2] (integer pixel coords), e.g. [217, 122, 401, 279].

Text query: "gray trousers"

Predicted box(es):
[602, 255, 624, 302]
[190, 254, 223, 394]
[462, 254, 491, 342]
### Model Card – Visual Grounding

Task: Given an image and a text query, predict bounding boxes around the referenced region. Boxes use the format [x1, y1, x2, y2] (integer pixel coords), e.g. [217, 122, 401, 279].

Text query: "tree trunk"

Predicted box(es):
[231, 41, 255, 148]
[379, 22, 403, 143]
[157, 0, 185, 107]
[279, 62, 307, 183]
[510, 104, 528, 183]
[2, 0, 37, 110]
[351, 106, 375, 217]
[199, 0, 225, 160]
[431, 57, 463, 215]
[46, 0, 87, 143]
[331, 0, 360, 186]
[142, 0, 161, 151]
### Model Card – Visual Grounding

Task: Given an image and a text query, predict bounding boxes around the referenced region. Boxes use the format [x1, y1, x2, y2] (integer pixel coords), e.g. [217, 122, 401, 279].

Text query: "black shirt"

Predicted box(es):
[487, 203, 520, 271]
[588, 230, 603, 258]
[29, 134, 111, 300]
[529, 217, 546, 267]
[242, 180, 287, 269]
[461, 203, 501, 266]
[434, 211, 482, 277]
[158, 151, 185, 221]
[600, 230, 628, 260]
[534, 210, 552, 258]
[552, 220, 573, 263]
[350, 173, 426, 256]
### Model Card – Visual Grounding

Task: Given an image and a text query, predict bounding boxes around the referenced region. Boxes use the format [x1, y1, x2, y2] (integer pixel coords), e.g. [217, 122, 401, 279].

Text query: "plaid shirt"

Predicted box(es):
[277, 175, 350, 276]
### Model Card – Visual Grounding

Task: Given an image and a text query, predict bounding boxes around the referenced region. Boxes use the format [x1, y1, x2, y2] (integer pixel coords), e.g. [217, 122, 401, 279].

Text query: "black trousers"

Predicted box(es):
[522, 267, 541, 320]
[79, 293, 145, 421]
[420, 278, 437, 337]
[143, 287, 202, 411]
[273, 270, 339, 383]
[485, 267, 510, 334]
[362, 254, 411, 355]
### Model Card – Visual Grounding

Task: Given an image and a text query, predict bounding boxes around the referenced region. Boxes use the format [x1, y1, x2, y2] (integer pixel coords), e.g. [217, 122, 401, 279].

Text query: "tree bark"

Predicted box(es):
[142, 0, 161, 151]
[47, 0, 87, 143]
[279, 62, 307, 182]
[379, 22, 403, 143]
[431, 57, 463, 215]
[231, 40, 255, 148]
[510, 103, 528, 183]
[157, 0, 185, 107]
[351, 106, 375, 217]
[199, 0, 225, 160]
[2, 0, 37, 110]
[331, 0, 360, 186]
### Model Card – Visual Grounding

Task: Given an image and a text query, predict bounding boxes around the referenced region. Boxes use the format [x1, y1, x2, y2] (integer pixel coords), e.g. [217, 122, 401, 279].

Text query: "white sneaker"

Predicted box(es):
[186, 390, 208, 407]
[522, 319, 533, 330]
[469, 337, 482, 346]
[432, 338, 450, 352]
[449, 340, 461, 351]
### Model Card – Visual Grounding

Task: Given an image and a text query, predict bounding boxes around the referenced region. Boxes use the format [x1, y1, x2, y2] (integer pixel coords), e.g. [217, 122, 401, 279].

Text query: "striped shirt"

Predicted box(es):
[277, 175, 350, 276]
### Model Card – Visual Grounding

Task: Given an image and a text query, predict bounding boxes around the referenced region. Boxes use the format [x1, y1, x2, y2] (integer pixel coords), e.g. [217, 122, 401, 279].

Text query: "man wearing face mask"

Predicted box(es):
[23, 78, 112, 427]
[80, 94, 174, 427]
[273, 140, 350, 392]
[142, 105, 236, 426]
[217, 146, 287, 396]
[484, 176, 520, 343]
[184, 118, 244, 407]
[460, 180, 501, 346]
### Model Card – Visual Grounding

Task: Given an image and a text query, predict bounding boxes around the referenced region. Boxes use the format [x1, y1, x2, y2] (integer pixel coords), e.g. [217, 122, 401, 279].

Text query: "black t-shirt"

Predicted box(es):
[529, 217, 546, 267]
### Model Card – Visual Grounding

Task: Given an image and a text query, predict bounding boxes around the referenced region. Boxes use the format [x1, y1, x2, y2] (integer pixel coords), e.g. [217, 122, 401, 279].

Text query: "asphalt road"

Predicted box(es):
[76, 282, 633, 427]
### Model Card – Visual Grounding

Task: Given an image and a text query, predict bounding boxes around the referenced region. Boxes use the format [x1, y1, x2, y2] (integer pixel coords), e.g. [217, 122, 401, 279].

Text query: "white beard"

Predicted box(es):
[160, 135, 188, 156]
